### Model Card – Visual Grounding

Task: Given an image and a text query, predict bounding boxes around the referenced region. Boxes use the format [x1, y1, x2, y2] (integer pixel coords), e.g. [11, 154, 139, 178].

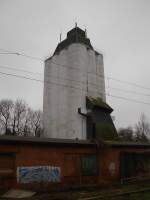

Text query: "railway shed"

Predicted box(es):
[0, 135, 150, 189]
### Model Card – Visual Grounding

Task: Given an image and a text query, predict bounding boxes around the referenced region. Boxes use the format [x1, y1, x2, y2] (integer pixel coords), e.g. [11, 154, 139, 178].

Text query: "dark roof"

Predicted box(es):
[0, 135, 150, 149]
[53, 26, 93, 55]
[0, 135, 96, 147]
[86, 96, 113, 113]
[105, 140, 150, 148]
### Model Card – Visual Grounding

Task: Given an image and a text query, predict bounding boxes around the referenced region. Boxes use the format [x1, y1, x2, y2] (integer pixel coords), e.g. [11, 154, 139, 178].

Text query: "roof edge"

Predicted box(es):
[0, 135, 96, 147]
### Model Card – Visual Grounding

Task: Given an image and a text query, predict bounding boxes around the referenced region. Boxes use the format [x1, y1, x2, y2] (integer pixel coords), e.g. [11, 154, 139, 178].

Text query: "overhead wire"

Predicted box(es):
[0, 64, 42, 76]
[0, 70, 88, 91]
[0, 63, 98, 86]
[0, 48, 150, 92]
[1, 48, 150, 106]
[107, 87, 150, 97]
[108, 77, 150, 91]
[107, 94, 150, 106]
[0, 48, 44, 62]
[0, 62, 150, 99]
[0, 69, 150, 107]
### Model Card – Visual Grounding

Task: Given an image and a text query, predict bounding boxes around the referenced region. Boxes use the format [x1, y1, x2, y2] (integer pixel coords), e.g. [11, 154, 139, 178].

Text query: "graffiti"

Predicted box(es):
[17, 166, 61, 183]
[49, 166, 60, 182]
[109, 162, 116, 176]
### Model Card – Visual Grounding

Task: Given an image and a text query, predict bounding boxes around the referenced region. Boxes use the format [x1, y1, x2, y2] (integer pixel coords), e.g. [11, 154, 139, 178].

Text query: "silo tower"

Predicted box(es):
[43, 26, 111, 140]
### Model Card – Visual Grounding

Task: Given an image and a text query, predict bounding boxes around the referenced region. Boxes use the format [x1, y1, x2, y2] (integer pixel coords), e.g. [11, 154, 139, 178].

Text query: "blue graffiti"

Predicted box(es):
[18, 166, 61, 183]
[49, 167, 60, 182]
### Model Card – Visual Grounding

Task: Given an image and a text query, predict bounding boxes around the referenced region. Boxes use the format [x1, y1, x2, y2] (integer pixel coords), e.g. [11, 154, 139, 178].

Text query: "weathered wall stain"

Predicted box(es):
[108, 162, 116, 176]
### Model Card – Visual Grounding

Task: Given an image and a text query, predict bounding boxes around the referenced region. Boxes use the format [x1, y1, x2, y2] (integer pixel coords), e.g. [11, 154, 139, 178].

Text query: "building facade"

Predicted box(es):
[43, 26, 106, 139]
[0, 136, 150, 190]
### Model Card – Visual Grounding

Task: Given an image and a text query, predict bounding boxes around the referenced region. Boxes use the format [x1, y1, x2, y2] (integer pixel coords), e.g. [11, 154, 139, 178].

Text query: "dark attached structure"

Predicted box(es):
[78, 97, 117, 140]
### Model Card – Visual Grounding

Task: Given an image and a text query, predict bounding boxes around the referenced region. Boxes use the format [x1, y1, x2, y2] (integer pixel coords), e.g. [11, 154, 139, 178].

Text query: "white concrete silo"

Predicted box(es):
[43, 26, 106, 139]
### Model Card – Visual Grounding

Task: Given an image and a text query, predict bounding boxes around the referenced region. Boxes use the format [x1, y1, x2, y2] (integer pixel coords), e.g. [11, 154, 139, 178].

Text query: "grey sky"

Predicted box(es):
[0, 0, 150, 129]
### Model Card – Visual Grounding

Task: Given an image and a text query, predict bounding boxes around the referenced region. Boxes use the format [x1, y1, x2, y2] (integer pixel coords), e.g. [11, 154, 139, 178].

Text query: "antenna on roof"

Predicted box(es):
[74, 16, 78, 28]
[75, 20, 78, 42]
[60, 33, 62, 42]
[85, 28, 87, 38]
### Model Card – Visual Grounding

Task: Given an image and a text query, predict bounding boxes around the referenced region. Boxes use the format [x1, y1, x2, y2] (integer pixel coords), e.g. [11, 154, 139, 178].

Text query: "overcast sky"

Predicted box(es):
[0, 0, 150, 129]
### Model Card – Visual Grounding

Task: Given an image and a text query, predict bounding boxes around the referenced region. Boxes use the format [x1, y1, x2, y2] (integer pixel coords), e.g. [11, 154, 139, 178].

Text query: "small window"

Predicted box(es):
[81, 155, 98, 176]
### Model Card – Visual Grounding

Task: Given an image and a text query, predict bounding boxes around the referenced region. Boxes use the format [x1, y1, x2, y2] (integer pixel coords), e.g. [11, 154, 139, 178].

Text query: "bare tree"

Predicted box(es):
[12, 99, 28, 136]
[0, 99, 13, 134]
[28, 109, 43, 137]
[22, 109, 31, 136]
[118, 126, 134, 141]
[0, 98, 43, 137]
[135, 113, 150, 142]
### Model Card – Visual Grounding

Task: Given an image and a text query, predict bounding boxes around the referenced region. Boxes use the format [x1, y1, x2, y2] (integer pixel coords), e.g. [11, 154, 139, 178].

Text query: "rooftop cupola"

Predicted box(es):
[54, 26, 93, 55]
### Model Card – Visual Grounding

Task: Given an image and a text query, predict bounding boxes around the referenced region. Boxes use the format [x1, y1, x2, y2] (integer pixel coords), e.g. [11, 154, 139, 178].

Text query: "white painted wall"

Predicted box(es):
[43, 43, 105, 139]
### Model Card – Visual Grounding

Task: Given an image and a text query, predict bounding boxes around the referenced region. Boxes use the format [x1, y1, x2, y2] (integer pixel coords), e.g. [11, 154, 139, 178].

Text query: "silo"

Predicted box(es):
[43, 26, 105, 139]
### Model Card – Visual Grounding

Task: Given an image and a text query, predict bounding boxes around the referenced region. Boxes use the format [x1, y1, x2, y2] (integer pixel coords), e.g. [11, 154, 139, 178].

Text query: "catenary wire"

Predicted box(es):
[107, 94, 150, 106]
[0, 63, 98, 86]
[1, 48, 150, 91]
[1, 63, 150, 99]
[107, 87, 150, 97]
[0, 48, 44, 62]
[0, 64, 42, 76]
[0, 69, 150, 106]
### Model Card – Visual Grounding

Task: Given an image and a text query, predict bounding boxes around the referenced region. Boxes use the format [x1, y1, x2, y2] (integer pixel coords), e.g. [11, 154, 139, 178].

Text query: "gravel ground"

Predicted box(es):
[1, 182, 150, 200]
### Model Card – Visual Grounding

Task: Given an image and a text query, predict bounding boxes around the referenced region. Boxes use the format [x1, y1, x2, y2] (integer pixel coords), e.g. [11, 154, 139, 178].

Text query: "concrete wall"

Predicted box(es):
[43, 43, 105, 139]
